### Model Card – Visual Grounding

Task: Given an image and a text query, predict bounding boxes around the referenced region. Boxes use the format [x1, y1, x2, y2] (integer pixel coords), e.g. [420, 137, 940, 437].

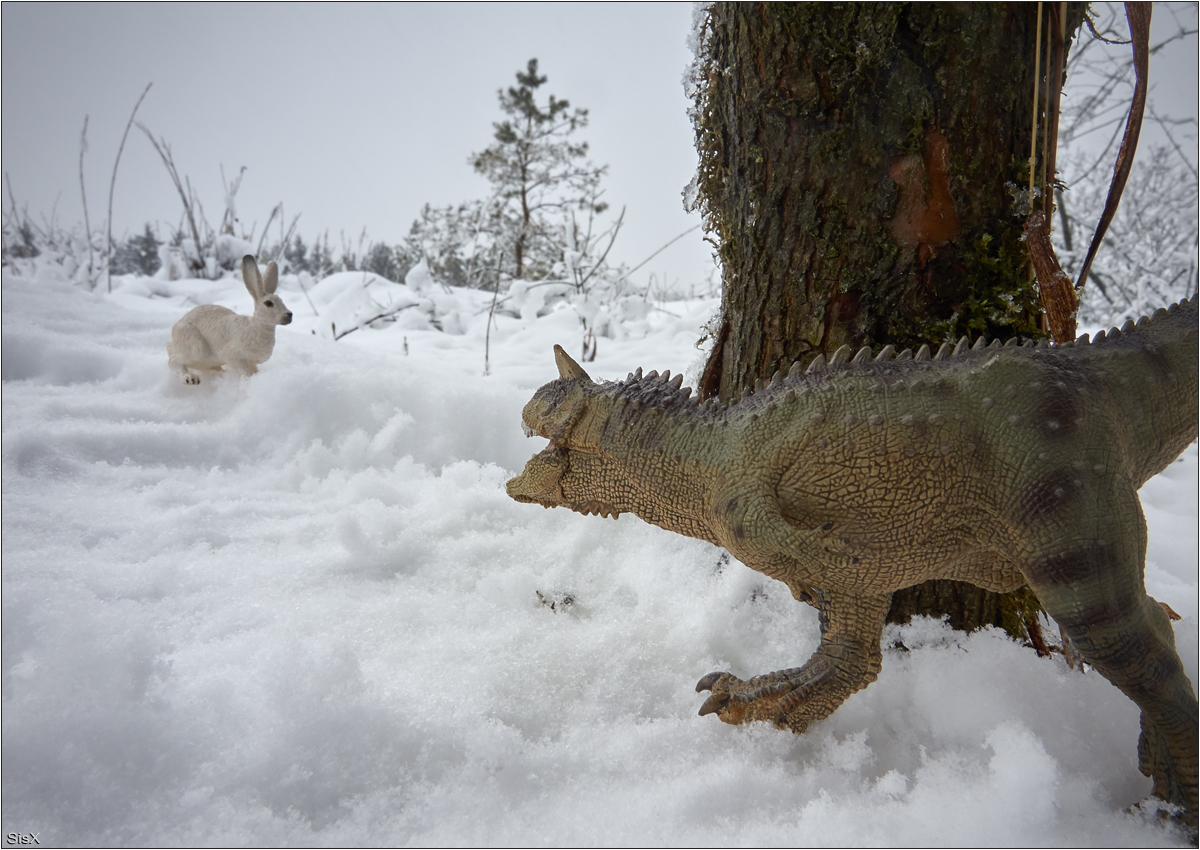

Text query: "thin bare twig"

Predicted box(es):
[275, 213, 301, 265]
[256, 203, 281, 259]
[78, 115, 95, 288]
[1074, 3, 1152, 292]
[332, 303, 419, 340]
[485, 252, 505, 375]
[138, 123, 205, 274]
[608, 223, 702, 289]
[107, 82, 152, 292]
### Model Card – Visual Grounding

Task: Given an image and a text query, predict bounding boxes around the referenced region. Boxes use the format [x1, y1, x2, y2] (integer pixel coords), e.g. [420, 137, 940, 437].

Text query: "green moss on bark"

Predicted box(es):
[690, 1, 1088, 640]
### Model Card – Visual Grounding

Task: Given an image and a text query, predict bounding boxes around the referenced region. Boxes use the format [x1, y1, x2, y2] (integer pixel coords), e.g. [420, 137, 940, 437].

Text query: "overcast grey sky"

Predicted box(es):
[2, 3, 714, 285]
[2, 3, 1195, 289]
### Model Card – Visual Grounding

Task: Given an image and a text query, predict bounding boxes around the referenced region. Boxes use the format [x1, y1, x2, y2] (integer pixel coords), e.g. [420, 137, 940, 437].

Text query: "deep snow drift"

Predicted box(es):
[2, 266, 1197, 847]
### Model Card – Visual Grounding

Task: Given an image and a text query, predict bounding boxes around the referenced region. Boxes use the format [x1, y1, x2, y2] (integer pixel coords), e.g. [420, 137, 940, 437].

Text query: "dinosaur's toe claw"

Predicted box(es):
[695, 671, 724, 692]
[698, 692, 731, 716]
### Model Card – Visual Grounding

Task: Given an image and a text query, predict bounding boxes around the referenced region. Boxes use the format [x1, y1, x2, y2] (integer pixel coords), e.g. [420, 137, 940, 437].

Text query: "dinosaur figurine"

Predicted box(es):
[507, 295, 1199, 823]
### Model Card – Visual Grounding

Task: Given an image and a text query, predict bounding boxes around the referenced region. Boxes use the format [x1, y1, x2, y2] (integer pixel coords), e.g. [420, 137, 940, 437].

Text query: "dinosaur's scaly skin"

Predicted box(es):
[507, 296, 1200, 822]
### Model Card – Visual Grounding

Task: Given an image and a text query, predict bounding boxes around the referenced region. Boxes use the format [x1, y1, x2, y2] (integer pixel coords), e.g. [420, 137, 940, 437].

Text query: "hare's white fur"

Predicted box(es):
[167, 255, 293, 384]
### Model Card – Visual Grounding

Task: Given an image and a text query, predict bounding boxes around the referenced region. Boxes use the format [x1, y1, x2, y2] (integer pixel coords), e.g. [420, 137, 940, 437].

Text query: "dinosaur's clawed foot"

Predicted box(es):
[184, 374, 200, 385]
[695, 670, 810, 730]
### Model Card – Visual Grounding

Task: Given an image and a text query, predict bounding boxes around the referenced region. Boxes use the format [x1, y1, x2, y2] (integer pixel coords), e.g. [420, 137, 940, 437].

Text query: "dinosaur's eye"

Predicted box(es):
[264, 300, 274, 307]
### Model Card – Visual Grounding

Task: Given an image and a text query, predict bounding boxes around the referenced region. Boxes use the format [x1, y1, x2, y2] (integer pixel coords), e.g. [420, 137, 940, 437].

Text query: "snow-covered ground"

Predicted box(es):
[3, 266, 1196, 847]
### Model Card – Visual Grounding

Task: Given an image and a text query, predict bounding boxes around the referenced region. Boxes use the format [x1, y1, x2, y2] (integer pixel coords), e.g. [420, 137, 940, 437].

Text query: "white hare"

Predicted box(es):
[167, 254, 293, 384]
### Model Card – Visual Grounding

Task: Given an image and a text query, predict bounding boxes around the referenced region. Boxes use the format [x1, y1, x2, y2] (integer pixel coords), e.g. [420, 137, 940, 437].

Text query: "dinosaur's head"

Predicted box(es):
[506, 345, 621, 517]
[517, 344, 598, 446]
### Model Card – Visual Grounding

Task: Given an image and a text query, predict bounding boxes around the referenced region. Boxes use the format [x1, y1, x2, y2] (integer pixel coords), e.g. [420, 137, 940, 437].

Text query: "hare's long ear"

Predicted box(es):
[262, 261, 279, 294]
[242, 255, 262, 297]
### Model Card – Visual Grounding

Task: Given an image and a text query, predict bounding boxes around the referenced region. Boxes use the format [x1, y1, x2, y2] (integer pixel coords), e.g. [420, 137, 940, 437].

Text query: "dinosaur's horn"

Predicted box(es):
[554, 344, 593, 383]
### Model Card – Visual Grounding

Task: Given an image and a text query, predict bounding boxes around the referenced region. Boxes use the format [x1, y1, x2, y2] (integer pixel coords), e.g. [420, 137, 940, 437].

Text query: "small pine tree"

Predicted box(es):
[111, 224, 162, 276]
[400, 59, 613, 290]
[363, 241, 406, 283]
[284, 234, 310, 274]
[473, 58, 608, 281]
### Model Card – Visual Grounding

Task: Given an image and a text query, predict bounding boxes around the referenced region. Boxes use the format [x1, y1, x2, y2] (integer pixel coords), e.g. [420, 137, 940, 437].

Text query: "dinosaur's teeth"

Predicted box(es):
[1094, 329, 1106, 342]
[634, 367, 643, 380]
[934, 343, 951, 361]
[987, 338, 1001, 350]
[670, 374, 684, 390]
[627, 372, 634, 382]
[787, 360, 804, 378]
[971, 336, 987, 351]
[896, 349, 913, 361]
[770, 370, 783, 386]
[1136, 315, 1149, 327]
[851, 346, 872, 364]
[953, 336, 969, 357]
[1121, 319, 1135, 333]
[661, 370, 671, 382]
[1077, 333, 1090, 345]
[522, 425, 535, 437]
[875, 345, 896, 362]
[1153, 307, 1168, 320]
[1004, 338, 1020, 348]
[829, 345, 852, 366]
[679, 386, 692, 398]
[806, 353, 827, 373]
[646, 370, 659, 380]
[1037, 338, 1050, 349]
[914, 344, 931, 361]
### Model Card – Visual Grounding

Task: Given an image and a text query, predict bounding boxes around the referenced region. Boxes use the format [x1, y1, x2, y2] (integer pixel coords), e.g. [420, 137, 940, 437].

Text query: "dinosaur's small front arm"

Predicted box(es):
[695, 587, 890, 732]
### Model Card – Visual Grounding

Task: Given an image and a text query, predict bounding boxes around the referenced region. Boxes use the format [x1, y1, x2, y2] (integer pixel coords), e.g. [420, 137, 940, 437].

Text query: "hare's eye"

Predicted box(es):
[264, 299, 274, 307]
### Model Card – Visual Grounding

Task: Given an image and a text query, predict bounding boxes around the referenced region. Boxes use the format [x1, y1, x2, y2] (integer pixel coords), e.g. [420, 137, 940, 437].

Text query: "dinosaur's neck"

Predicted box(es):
[580, 394, 727, 544]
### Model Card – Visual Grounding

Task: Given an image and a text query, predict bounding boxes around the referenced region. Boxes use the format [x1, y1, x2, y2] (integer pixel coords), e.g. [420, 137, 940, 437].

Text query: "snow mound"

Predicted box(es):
[2, 269, 1195, 847]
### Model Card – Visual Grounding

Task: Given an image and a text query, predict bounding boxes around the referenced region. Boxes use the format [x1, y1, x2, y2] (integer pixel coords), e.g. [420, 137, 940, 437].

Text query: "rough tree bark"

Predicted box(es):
[689, 3, 1088, 639]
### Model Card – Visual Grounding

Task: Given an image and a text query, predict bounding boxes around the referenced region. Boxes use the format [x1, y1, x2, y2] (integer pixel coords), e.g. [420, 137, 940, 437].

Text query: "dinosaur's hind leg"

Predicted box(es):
[1022, 484, 1197, 824]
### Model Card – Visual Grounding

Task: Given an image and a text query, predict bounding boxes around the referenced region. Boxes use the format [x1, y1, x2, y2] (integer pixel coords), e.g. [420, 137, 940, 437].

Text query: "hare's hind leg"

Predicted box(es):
[168, 327, 212, 385]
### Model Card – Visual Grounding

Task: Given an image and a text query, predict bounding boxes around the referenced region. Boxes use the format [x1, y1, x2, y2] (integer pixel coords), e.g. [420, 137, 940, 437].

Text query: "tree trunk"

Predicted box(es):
[690, 2, 1087, 640]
